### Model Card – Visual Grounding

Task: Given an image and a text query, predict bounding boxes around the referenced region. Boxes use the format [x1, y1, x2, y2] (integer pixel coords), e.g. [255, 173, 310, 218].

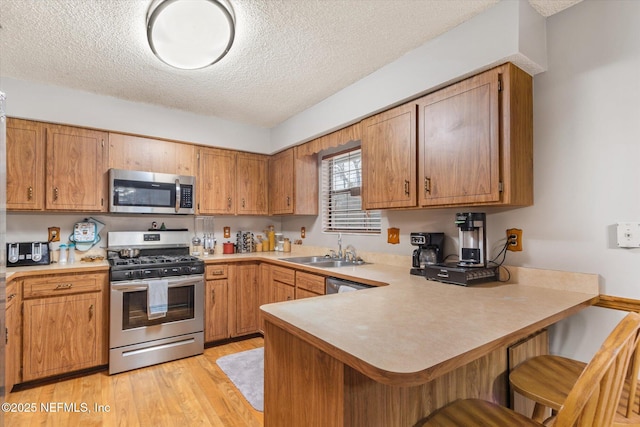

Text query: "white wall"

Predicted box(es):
[270, 0, 547, 151]
[0, 77, 270, 154]
[500, 0, 640, 360]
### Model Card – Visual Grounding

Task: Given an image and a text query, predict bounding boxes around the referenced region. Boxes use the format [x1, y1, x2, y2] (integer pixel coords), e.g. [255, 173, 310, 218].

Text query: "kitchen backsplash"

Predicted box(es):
[8, 206, 515, 261]
[6, 212, 281, 255]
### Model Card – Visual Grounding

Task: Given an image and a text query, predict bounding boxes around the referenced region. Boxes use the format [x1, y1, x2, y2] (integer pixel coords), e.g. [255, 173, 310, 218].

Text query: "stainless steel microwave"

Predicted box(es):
[109, 169, 195, 214]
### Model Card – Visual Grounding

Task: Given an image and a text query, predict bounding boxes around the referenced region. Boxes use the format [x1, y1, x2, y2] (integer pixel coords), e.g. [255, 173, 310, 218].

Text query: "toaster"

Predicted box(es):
[6, 242, 51, 267]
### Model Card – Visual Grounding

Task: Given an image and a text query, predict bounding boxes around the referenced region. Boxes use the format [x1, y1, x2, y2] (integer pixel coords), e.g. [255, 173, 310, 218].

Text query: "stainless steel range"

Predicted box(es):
[108, 231, 204, 375]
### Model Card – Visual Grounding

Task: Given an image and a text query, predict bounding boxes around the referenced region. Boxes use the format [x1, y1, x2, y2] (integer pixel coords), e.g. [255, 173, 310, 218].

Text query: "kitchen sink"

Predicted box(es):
[279, 255, 369, 268]
[279, 256, 330, 264]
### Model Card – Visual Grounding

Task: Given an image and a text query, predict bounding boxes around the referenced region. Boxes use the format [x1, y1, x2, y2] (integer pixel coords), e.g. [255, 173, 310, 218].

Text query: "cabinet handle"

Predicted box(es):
[242, 198, 245, 208]
[286, 196, 291, 207]
[55, 283, 73, 290]
[211, 269, 224, 275]
[227, 197, 232, 210]
[53, 187, 59, 201]
[89, 304, 94, 320]
[28, 186, 33, 200]
[404, 180, 410, 196]
[211, 288, 216, 304]
[7, 293, 16, 302]
[424, 177, 431, 195]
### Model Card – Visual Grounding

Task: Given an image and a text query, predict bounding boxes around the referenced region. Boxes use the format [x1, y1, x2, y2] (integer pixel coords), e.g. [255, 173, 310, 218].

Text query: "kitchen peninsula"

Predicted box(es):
[260, 262, 599, 426]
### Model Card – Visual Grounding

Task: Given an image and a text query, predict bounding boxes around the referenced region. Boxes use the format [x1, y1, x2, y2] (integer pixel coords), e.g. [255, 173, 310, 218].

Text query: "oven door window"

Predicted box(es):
[122, 286, 195, 329]
[113, 179, 175, 208]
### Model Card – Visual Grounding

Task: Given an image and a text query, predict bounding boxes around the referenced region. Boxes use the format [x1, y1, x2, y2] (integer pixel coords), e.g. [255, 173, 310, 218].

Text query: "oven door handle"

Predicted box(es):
[111, 276, 203, 292]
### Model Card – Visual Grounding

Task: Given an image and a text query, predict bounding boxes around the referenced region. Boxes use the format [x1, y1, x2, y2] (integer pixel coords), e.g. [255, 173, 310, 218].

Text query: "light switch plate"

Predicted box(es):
[617, 222, 640, 248]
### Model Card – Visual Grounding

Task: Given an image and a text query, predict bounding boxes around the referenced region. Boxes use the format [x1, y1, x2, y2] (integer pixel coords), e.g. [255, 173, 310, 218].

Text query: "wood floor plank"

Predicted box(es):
[6, 337, 265, 427]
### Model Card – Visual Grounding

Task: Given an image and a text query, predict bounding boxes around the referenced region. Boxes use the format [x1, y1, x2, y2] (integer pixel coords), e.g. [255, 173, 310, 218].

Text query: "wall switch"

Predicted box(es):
[617, 222, 640, 248]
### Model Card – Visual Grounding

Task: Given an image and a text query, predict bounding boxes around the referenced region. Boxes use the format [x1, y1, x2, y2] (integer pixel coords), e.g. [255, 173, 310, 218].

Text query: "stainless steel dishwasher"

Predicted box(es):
[326, 277, 374, 294]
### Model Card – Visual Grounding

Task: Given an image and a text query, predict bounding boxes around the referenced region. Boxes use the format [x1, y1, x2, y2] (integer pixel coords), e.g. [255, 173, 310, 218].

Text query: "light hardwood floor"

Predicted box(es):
[5, 337, 265, 427]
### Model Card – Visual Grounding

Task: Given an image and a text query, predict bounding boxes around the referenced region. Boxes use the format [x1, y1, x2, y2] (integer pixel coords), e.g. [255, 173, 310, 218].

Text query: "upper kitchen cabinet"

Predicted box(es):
[108, 133, 196, 176]
[236, 152, 269, 215]
[6, 118, 45, 210]
[198, 147, 236, 214]
[418, 63, 533, 207]
[269, 147, 318, 215]
[361, 103, 417, 209]
[46, 124, 108, 211]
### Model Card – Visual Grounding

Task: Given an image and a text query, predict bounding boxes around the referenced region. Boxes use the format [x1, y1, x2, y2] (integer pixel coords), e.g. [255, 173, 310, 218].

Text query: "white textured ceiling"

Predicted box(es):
[0, 0, 581, 128]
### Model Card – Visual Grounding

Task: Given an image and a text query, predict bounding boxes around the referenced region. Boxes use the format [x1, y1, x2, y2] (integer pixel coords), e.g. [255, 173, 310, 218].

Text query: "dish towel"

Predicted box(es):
[338, 285, 357, 293]
[147, 279, 169, 319]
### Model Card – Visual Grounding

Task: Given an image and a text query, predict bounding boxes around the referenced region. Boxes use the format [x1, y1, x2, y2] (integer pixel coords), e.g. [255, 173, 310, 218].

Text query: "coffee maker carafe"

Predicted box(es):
[455, 212, 486, 267]
[410, 232, 445, 276]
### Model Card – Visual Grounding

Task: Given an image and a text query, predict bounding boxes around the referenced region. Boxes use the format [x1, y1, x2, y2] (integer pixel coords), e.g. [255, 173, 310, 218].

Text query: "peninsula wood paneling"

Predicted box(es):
[264, 321, 343, 427]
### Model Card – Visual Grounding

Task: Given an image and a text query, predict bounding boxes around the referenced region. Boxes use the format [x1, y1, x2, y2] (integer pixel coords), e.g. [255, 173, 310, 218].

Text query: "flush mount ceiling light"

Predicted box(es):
[147, 0, 235, 70]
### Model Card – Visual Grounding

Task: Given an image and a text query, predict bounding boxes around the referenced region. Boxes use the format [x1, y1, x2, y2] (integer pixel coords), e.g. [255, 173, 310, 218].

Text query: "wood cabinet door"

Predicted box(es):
[22, 292, 103, 381]
[418, 68, 500, 206]
[272, 281, 295, 303]
[269, 149, 294, 214]
[198, 147, 236, 214]
[236, 152, 268, 215]
[6, 119, 45, 210]
[108, 133, 195, 176]
[231, 264, 259, 337]
[205, 280, 229, 342]
[361, 102, 417, 209]
[45, 124, 108, 211]
[5, 282, 20, 392]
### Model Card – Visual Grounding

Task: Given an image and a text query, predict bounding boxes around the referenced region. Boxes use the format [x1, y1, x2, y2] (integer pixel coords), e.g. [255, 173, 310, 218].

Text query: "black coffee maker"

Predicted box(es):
[410, 232, 445, 276]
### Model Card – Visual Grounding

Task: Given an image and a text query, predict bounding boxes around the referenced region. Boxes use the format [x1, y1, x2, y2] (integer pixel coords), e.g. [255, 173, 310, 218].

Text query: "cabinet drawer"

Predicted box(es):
[296, 272, 325, 294]
[272, 265, 295, 286]
[206, 264, 229, 280]
[23, 273, 103, 298]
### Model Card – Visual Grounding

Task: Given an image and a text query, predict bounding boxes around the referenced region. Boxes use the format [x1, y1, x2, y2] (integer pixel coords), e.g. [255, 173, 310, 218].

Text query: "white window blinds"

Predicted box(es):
[321, 148, 381, 233]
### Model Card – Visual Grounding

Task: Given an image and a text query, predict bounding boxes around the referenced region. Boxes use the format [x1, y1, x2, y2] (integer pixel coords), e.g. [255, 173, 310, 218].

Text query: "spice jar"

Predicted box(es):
[283, 238, 291, 252]
[267, 226, 275, 251]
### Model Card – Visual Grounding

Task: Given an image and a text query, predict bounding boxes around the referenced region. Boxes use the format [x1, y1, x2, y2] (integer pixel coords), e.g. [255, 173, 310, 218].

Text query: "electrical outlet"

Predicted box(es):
[48, 226, 61, 242]
[506, 228, 523, 252]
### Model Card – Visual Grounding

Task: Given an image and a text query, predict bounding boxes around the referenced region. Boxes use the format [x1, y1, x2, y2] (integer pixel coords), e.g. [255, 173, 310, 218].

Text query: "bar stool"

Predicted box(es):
[510, 334, 640, 424]
[419, 312, 640, 427]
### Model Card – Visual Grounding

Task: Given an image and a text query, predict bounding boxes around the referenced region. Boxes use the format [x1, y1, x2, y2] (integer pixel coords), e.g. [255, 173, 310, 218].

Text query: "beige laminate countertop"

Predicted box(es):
[259, 257, 600, 387]
[5, 260, 110, 281]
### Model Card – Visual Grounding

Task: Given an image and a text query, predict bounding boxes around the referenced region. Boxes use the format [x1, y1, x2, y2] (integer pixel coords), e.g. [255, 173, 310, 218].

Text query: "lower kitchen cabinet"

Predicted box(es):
[269, 265, 296, 303]
[272, 280, 295, 302]
[5, 279, 21, 393]
[229, 263, 260, 337]
[205, 265, 230, 343]
[20, 272, 108, 382]
[295, 271, 325, 299]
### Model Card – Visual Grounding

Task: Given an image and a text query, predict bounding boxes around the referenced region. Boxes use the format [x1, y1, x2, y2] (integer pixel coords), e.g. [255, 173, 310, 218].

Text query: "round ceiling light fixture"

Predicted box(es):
[147, 0, 235, 70]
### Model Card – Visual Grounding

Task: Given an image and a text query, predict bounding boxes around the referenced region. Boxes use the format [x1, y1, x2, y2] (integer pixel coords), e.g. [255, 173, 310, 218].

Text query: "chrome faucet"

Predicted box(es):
[344, 244, 357, 262]
[337, 233, 343, 259]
